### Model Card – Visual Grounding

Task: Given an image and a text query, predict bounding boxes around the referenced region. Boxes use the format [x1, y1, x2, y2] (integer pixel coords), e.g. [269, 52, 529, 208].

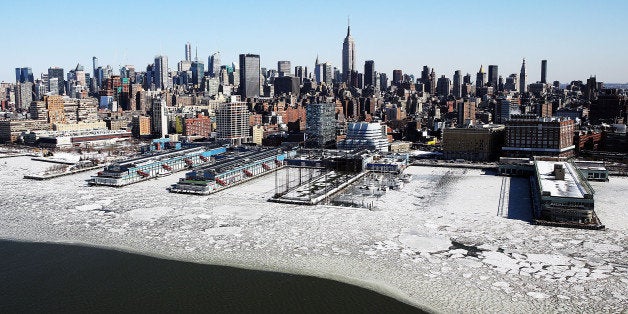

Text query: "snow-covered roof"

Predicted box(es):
[536, 161, 589, 199]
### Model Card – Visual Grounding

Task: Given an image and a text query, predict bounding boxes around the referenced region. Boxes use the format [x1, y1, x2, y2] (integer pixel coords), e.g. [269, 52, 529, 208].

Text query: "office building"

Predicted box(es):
[277, 61, 291, 77]
[15, 67, 34, 83]
[239, 54, 260, 99]
[342, 21, 356, 83]
[154, 55, 169, 90]
[519, 58, 527, 93]
[488, 65, 498, 88]
[452, 70, 462, 99]
[208, 52, 221, 77]
[48, 67, 65, 95]
[541, 60, 547, 84]
[436, 75, 451, 97]
[364, 60, 375, 87]
[185, 42, 192, 61]
[191, 61, 204, 87]
[392, 70, 403, 84]
[476, 65, 487, 89]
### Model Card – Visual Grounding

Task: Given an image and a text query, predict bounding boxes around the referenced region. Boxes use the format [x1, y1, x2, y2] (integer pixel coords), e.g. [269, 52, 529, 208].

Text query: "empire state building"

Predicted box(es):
[342, 20, 356, 84]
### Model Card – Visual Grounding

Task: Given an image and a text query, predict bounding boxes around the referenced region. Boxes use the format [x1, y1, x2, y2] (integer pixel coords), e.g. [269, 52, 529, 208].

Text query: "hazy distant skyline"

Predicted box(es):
[2, 0, 627, 83]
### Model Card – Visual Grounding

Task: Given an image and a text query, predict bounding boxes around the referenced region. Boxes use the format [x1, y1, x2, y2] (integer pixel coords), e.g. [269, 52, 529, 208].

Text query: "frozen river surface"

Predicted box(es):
[0, 156, 626, 313]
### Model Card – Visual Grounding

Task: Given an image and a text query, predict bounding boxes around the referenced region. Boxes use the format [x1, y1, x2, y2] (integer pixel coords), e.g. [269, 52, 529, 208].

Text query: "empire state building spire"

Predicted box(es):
[342, 17, 356, 84]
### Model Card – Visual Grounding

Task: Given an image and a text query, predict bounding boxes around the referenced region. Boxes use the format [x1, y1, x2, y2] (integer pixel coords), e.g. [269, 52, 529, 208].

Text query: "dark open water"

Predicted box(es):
[0, 240, 425, 313]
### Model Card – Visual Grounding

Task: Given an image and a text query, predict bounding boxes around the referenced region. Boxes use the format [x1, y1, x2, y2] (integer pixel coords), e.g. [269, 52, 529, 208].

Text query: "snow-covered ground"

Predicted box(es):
[0, 156, 626, 313]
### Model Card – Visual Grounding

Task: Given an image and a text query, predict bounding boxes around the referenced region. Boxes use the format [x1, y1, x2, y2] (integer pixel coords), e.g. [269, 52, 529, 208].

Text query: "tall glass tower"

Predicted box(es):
[239, 54, 260, 99]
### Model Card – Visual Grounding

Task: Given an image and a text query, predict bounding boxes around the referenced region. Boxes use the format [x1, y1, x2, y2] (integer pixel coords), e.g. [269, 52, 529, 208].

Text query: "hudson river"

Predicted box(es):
[0, 240, 424, 313]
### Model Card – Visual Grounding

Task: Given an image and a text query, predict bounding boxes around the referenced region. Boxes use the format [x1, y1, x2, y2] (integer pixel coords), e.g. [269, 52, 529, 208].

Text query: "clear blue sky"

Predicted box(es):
[2, 0, 627, 83]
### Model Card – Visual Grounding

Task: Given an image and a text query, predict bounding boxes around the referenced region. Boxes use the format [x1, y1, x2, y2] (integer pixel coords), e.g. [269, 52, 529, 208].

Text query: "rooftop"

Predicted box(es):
[536, 160, 592, 199]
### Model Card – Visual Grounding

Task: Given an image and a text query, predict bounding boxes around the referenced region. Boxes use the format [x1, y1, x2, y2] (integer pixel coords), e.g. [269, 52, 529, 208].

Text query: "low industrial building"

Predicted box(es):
[532, 159, 602, 229]
[169, 148, 295, 195]
[90, 146, 226, 186]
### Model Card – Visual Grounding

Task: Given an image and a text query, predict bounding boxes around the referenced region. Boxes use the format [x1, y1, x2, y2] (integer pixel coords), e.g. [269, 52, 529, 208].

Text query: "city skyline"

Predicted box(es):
[1, 0, 627, 83]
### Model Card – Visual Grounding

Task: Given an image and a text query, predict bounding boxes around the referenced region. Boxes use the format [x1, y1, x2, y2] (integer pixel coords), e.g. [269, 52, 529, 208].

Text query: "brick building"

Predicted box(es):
[503, 114, 575, 158]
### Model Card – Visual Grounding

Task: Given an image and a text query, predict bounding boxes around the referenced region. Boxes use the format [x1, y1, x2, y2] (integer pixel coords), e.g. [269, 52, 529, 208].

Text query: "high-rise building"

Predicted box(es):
[452, 70, 462, 99]
[342, 20, 356, 83]
[476, 65, 487, 89]
[151, 97, 168, 138]
[15, 67, 34, 84]
[488, 65, 498, 88]
[379, 73, 388, 91]
[191, 61, 204, 87]
[239, 54, 260, 99]
[154, 55, 169, 90]
[208, 52, 221, 77]
[185, 42, 192, 61]
[15, 82, 33, 111]
[306, 103, 336, 148]
[429, 69, 436, 94]
[323, 62, 333, 86]
[277, 61, 291, 77]
[504, 74, 518, 91]
[216, 101, 250, 146]
[541, 60, 547, 84]
[92, 57, 98, 79]
[436, 75, 451, 97]
[295, 66, 304, 83]
[48, 67, 65, 95]
[421, 66, 430, 86]
[519, 58, 527, 93]
[392, 70, 403, 84]
[364, 60, 375, 87]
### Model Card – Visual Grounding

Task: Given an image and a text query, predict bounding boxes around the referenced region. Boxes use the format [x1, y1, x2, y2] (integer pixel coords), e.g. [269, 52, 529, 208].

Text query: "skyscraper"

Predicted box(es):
[191, 61, 204, 87]
[239, 54, 260, 99]
[453, 70, 462, 99]
[488, 65, 498, 88]
[379, 73, 388, 91]
[342, 20, 356, 83]
[306, 103, 336, 148]
[323, 62, 333, 85]
[154, 55, 169, 90]
[364, 60, 375, 87]
[15, 67, 34, 83]
[48, 67, 64, 95]
[541, 60, 547, 84]
[520, 59, 527, 93]
[392, 70, 403, 84]
[151, 97, 168, 138]
[277, 61, 291, 77]
[216, 101, 251, 146]
[207, 52, 220, 78]
[185, 42, 192, 61]
[92, 57, 98, 79]
[436, 75, 451, 97]
[476, 65, 487, 89]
